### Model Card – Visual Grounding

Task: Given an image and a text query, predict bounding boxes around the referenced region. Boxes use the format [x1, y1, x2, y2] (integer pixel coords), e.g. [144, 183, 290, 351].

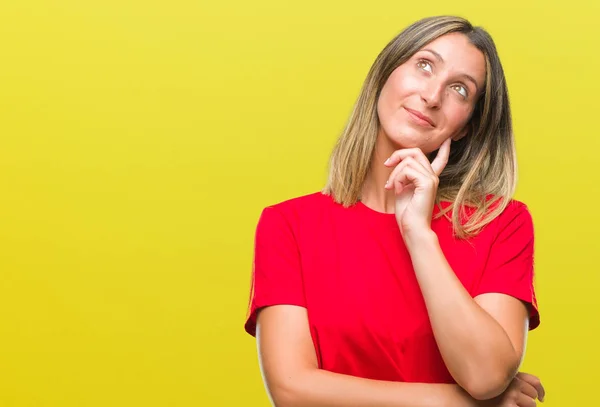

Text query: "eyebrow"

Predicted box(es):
[421, 48, 481, 93]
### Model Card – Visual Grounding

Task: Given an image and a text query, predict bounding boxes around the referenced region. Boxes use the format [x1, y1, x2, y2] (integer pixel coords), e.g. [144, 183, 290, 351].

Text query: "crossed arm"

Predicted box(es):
[255, 233, 537, 407]
[258, 304, 481, 407]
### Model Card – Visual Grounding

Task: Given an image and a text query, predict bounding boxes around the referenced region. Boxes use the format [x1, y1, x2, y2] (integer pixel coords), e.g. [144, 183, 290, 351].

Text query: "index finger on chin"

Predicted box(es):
[431, 138, 451, 176]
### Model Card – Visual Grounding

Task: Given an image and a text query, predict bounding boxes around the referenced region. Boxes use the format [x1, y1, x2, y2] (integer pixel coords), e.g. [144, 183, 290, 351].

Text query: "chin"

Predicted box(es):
[388, 131, 431, 151]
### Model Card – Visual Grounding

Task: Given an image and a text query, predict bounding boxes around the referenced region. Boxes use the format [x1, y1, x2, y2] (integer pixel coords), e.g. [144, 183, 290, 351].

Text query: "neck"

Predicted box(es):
[360, 130, 398, 214]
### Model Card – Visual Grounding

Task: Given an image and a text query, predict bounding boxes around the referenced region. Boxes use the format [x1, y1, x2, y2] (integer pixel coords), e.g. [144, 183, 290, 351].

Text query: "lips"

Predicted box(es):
[404, 107, 435, 127]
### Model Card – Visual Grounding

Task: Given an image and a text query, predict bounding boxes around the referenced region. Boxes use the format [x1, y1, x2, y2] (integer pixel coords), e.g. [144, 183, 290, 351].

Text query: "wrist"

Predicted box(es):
[452, 385, 483, 407]
[403, 227, 438, 252]
[427, 384, 481, 407]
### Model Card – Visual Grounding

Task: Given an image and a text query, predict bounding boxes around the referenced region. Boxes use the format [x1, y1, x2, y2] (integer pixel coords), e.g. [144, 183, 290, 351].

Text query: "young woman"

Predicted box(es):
[244, 15, 545, 407]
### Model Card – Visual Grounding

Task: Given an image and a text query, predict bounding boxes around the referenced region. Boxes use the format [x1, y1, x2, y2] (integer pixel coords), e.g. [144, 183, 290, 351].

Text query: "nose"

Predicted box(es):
[420, 80, 443, 109]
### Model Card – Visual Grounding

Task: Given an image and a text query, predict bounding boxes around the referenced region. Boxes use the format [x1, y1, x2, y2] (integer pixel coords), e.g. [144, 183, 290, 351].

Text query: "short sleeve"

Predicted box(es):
[244, 206, 306, 337]
[474, 202, 540, 330]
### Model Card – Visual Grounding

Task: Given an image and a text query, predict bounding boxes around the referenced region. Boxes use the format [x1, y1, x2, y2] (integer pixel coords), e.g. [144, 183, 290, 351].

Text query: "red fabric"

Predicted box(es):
[244, 192, 539, 383]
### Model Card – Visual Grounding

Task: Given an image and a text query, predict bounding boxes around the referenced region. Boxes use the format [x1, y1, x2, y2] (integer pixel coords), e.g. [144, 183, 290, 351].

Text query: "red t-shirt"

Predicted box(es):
[244, 192, 539, 383]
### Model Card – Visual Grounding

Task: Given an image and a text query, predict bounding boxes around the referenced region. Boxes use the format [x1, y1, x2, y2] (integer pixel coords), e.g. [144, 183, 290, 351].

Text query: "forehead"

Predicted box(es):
[417, 33, 486, 84]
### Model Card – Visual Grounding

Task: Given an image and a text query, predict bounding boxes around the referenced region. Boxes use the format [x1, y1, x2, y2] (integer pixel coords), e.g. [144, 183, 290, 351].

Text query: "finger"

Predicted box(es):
[385, 156, 431, 186]
[384, 148, 433, 173]
[517, 373, 545, 402]
[431, 138, 452, 176]
[385, 157, 413, 191]
[385, 158, 433, 193]
[392, 166, 433, 195]
[519, 380, 538, 400]
[517, 393, 537, 407]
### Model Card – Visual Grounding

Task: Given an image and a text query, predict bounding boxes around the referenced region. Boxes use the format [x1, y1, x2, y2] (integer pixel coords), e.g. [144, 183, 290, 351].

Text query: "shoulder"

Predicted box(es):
[439, 197, 534, 233]
[495, 199, 533, 228]
[261, 191, 335, 218]
[485, 198, 535, 244]
[256, 191, 336, 229]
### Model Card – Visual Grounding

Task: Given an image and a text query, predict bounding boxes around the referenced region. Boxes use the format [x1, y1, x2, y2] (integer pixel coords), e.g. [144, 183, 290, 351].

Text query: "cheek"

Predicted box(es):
[378, 75, 415, 118]
[445, 105, 473, 129]
[389, 71, 418, 99]
[377, 85, 395, 124]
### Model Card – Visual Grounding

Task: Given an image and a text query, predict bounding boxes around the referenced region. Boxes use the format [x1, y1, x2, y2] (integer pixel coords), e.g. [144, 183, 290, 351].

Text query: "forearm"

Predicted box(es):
[273, 368, 477, 407]
[405, 230, 519, 399]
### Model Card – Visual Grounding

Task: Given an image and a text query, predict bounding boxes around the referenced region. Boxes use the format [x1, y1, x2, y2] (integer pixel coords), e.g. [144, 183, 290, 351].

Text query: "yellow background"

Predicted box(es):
[0, 0, 597, 405]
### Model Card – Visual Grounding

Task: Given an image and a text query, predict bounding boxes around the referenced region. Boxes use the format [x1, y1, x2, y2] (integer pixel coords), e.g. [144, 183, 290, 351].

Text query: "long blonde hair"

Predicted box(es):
[323, 16, 516, 239]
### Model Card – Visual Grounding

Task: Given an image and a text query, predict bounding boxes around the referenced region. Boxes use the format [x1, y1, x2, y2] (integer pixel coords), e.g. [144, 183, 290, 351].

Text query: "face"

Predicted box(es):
[376, 33, 486, 154]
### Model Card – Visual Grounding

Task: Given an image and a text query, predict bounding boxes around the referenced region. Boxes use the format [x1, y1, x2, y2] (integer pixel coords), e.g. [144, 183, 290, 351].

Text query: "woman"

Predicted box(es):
[244, 15, 545, 407]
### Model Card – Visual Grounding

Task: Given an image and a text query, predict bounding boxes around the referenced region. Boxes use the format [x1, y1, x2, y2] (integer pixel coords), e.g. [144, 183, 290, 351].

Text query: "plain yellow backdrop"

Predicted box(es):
[0, 0, 598, 405]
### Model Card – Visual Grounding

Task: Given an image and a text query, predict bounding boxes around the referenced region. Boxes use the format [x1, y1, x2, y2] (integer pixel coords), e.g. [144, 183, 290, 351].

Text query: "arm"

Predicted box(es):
[257, 304, 480, 407]
[405, 230, 528, 400]
[384, 143, 534, 400]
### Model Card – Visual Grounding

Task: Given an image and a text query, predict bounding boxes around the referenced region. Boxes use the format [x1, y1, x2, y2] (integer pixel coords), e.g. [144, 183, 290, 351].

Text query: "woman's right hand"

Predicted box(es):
[480, 372, 545, 406]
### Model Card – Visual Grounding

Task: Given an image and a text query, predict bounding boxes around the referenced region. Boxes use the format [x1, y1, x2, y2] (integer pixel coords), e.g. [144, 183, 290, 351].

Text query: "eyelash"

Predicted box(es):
[416, 58, 469, 99]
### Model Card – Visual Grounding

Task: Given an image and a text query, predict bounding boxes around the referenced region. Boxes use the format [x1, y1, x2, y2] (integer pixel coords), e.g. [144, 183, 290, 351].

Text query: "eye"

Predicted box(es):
[452, 84, 468, 98]
[416, 59, 433, 73]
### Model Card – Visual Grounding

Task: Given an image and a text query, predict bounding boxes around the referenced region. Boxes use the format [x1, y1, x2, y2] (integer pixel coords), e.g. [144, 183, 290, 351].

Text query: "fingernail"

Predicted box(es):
[384, 158, 390, 165]
[385, 180, 389, 188]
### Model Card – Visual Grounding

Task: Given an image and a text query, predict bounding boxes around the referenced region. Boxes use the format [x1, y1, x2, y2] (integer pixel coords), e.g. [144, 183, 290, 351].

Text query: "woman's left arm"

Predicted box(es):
[384, 139, 534, 401]
[406, 230, 528, 401]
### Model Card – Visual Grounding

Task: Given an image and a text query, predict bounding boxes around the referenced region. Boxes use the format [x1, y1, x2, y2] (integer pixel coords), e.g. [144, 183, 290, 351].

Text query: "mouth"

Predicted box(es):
[404, 107, 435, 127]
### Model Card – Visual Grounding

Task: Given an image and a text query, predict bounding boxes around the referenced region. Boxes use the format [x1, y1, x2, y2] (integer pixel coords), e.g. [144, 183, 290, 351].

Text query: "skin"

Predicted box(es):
[256, 33, 546, 407]
[363, 32, 485, 214]
[378, 33, 483, 152]
[370, 33, 541, 399]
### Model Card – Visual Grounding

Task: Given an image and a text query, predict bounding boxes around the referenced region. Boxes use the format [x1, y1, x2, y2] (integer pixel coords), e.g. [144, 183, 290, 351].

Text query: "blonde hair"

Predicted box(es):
[323, 15, 516, 239]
